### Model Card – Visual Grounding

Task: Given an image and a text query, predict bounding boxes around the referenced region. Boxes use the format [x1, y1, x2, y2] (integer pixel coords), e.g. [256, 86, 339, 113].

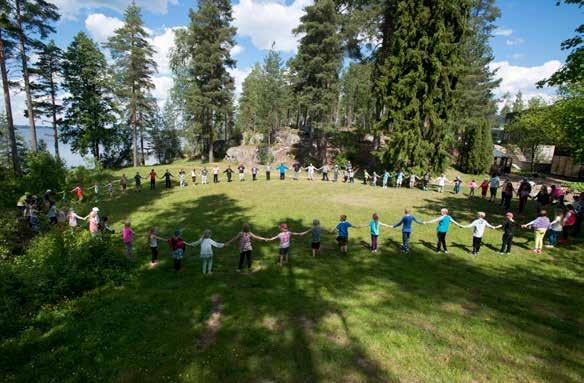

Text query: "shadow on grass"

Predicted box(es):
[1, 192, 583, 382]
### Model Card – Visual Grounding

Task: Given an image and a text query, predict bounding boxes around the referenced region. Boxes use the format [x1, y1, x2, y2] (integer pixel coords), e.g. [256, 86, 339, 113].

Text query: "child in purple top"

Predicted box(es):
[521, 210, 551, 254]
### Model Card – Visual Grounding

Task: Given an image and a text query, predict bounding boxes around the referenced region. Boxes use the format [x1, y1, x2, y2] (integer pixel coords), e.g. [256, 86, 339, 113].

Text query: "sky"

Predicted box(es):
[5, 0, 583, 126]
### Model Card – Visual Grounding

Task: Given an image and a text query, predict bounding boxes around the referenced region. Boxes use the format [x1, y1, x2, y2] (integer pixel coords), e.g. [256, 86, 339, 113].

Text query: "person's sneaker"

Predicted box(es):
[545, 245, 554, 248]
[236, 269, 241, 273]
[498, 252, 504, 255]
[444, 251, 448, 254]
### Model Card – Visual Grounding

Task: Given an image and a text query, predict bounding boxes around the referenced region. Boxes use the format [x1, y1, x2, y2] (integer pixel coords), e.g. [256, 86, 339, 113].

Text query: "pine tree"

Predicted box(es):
[61, 32, 118, 161]
[512, 91, 525, 113]
[236, 63, 262, 135]
[0, 9, 20, 172]
[340, 63, 374, 131]
[148, 98, 182, 164]
[105, 2, 157, 167]
[28, 40, 63, 160]
[171, 0, 236, 163]
[291, 0, 343, 132]
[8, 0, 60, 152]
[290, 0, 343, 161]
[0, 111, 26, 170]
[374, 0, 470, 172]
[236, 47, 289, 144]
[454, 0, 500, 174]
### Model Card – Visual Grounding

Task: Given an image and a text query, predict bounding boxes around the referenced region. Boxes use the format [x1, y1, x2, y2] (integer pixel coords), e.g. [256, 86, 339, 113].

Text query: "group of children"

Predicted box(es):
[111, 202, 581, 276]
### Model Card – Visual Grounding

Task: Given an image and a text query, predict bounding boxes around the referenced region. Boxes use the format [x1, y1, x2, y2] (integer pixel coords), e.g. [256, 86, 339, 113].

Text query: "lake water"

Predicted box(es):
[17, 126, 158, 168]
[18, 126, 89, 168]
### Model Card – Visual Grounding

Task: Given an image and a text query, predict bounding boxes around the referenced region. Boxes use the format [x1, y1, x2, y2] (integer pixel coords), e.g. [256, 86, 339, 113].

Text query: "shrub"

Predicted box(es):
[0, 230, 132, 339]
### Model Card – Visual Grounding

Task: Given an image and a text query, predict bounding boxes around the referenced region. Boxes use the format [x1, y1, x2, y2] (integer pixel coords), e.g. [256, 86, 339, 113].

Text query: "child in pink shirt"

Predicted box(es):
[468, 180, 478, 197]
[122, 221, 134, 258]
[265, 223, 304, 266]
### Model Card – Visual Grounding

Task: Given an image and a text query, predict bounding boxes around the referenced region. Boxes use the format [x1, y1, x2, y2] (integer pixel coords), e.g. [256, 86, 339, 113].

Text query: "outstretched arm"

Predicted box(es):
[424, 216, 442, 225]
[250, 232, 267, 241]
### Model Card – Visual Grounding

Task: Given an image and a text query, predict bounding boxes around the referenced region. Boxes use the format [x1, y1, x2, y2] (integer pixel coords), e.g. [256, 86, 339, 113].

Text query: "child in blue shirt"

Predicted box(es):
[333, 215, 364, 254]
[392, 208, 423, 253]
[424, 208, 460, 253]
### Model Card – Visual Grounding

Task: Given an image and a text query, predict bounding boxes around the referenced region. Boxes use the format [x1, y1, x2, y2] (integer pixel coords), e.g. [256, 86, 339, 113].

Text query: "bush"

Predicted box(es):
[0, 230, 132, 339]
[21, 152, 68, 196]
[567, 182, 584, 193]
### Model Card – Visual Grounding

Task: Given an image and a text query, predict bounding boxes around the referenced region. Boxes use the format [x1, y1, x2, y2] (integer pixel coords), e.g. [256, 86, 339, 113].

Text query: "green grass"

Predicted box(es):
[2, 161, 583, 382]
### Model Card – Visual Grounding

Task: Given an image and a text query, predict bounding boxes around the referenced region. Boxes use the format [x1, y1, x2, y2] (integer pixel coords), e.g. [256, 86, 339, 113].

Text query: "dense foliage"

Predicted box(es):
[0, 230, 132, 338]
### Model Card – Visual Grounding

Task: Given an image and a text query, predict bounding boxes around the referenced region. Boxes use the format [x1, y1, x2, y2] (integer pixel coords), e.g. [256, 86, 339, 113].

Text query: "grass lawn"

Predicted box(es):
[2, 161, 583, 382]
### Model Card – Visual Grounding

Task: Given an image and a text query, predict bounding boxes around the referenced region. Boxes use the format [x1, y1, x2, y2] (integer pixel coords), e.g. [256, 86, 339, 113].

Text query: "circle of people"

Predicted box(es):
[16, 161, 580, 275]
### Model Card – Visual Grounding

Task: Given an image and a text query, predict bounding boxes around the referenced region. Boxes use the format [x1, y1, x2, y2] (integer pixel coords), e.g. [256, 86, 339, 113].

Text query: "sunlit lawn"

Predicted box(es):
[2, 161, 583, 382]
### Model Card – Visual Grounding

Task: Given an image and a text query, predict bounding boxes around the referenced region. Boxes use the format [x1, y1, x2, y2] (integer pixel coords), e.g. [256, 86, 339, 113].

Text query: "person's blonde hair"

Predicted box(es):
[404, 208, 411, 214]
[478, 212, 486, 218]
[441, 208, 448, 215]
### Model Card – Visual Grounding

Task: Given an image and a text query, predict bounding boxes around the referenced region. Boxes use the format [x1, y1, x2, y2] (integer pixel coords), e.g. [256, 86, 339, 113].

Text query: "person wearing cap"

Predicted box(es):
[265, 223, 305, 266]
[85, 207, 100, 237]
[499, 212, 515, 254]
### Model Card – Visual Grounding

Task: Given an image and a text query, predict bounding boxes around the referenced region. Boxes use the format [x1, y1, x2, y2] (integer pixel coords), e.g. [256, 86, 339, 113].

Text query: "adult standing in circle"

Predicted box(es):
[162, 169, 174, 188]
[265, 163, 272, 180]
[517, 178, 532, 213]
[489, 174, 501, 202]
[237, 164, 246, 181]
[223, 165, 234, 182]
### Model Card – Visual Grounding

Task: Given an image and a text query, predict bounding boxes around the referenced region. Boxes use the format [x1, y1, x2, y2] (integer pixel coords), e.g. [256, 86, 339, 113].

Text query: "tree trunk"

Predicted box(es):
[0, 32, 20, 173]
[139, 112, 145, 166]
[15, 0, 37, 152]
[131, 89, 138, 167]
[207, 108, 214, 163]
[49, 70, 60, 160]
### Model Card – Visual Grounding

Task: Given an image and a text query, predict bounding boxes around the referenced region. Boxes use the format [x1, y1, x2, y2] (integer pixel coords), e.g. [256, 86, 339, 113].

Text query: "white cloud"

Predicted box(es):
[150, 27, 182, 75]
[506, 37, 525, 46]
[490, 60, 562, 104]
[84, 13, 124, 43]
[50, 0, 178, 20]
[233, 0, 312, 52]
[229, 67, 252, 99]
[152, 76, 173, 106]
[493, 28, 513, 37]
[231, 45, 244, 57]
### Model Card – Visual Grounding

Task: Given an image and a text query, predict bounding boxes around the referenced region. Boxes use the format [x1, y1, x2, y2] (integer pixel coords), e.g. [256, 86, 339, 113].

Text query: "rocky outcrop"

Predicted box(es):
[224, 128, 300, 165]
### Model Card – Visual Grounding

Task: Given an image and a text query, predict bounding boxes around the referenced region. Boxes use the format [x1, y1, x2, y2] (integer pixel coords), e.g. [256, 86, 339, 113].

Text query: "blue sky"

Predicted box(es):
[6, 0, 583, 125]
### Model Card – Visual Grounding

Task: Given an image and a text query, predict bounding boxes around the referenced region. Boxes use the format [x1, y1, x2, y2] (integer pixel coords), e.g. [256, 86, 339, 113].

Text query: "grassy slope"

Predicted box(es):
[2, 161, 583, 383]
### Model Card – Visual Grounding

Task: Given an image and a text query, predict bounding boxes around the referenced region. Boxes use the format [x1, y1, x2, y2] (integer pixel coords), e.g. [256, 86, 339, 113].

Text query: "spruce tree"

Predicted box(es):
[0, 10, 20, 172]
[28, 40, 62, 160]
[105, 2, 157, 167]
[9, 0, 60, 152]
[171, 0, 236, 163]
[454, 0, 500, 174]
[61, 32, 118, 161]
[374, 0, 470, 173]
